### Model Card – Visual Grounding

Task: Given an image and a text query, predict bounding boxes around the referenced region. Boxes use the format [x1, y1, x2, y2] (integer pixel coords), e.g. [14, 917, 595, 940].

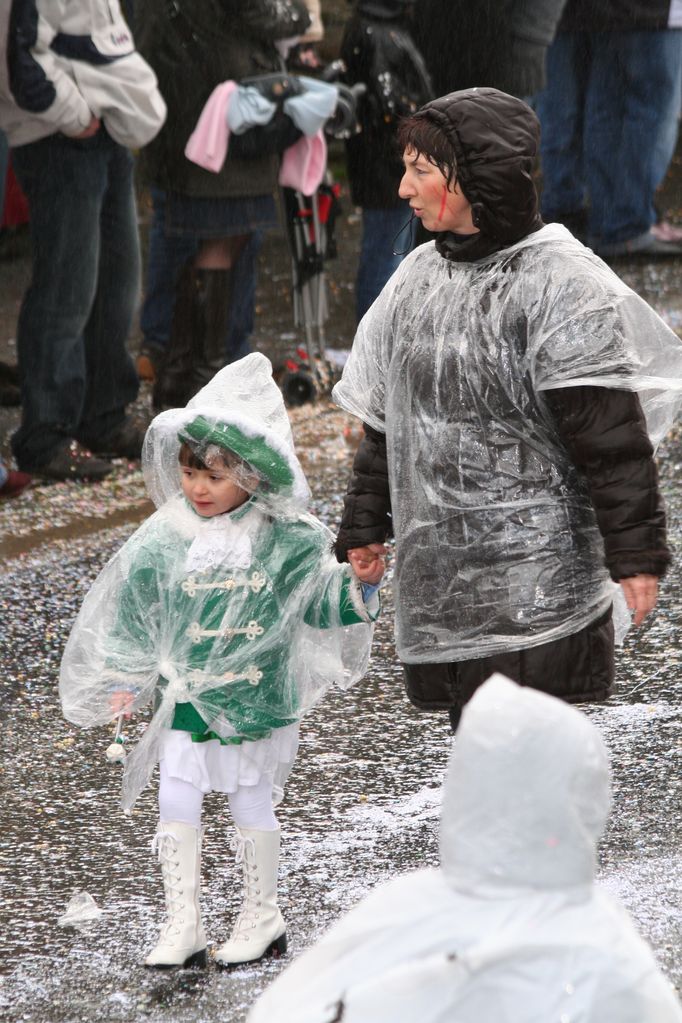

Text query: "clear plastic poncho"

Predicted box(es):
[247, 675, 682, 1023]
[333, 224, 682, 663]
[59, 354, 377, 810]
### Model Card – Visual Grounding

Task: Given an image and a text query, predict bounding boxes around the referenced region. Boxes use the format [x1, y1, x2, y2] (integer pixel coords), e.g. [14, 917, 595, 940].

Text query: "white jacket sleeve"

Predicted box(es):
[9, 1, 92, 137]
[2, 0, 165, 148]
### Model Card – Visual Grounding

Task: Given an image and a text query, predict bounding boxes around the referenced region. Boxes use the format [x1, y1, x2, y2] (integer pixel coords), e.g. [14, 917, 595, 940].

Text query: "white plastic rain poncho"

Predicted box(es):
[59, 354, 378, 810]
[247, 675, 682, 1023]
[333, 224, 682, 663]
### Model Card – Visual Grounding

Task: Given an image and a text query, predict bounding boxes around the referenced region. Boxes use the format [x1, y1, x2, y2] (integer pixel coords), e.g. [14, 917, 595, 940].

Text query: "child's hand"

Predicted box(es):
[110, 690, 135, 720]
[348, 544, 388, 585]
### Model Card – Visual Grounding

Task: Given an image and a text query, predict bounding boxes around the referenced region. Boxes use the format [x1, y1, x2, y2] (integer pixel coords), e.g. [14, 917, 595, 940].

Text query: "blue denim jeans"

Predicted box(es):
[140, 188, 263, 362]
[536, 30, 682, 248]
[11, 130, 140, 468]
[356, 205, 415, 322]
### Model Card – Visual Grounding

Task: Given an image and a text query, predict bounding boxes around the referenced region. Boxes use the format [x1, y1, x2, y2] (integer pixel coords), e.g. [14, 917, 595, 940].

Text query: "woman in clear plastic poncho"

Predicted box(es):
[247, 675, 682, 1023]
[59, 353, 383, 970]
[333, 87, 682, 726]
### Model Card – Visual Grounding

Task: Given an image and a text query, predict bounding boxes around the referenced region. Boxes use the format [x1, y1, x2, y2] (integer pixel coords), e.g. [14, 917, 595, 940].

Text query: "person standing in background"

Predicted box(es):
[134, 0, 324, 385]
[135, 0, 311, 413]
[536, 0, 682, 256]
[340, 0, 433, 321]
[0, 0, 166, 481]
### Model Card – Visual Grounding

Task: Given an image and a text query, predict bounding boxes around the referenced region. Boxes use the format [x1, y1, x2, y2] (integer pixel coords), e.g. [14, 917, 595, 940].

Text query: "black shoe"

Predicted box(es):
[29, 441, 113, 481]
[80, 418, 146, 460]
[0, 360, 21, 406]
[0, 383, 21, 407]
[153, 266, 234, 411]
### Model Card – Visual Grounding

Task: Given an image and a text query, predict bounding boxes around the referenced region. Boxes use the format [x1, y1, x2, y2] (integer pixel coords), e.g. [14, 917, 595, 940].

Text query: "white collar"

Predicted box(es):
[162, 496, 262, 573]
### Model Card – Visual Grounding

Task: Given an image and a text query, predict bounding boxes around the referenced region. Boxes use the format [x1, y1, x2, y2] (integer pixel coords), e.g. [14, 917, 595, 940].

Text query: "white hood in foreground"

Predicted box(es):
[247, 677, 682, 1023]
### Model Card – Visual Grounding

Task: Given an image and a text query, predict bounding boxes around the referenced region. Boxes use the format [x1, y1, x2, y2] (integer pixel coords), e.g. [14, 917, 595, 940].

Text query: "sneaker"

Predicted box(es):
[30, 441, 113, 481]
[80, 418, 146, 460]
[651, 220, 682, 243]
[594, 230, 682, 258]
[0, 470, 32, 499]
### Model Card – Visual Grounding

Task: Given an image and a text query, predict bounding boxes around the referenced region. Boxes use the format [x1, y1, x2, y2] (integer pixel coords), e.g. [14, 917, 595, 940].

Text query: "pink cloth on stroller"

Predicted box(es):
[185, 81, 327, 193]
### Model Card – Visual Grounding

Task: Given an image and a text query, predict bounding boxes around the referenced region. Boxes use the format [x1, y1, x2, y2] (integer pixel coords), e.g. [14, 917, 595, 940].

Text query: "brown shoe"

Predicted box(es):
[136, 344, 165, 383]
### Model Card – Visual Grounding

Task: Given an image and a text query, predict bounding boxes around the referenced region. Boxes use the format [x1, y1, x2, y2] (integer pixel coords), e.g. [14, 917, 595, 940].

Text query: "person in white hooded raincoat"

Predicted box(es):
[59, 353, 384, 970]
[247, 674, 682, 1023]
[333, 86, 682, 728]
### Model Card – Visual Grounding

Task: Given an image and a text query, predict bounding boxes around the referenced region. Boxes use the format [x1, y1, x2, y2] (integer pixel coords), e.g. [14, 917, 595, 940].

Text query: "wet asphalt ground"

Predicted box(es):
[1, 173, 682, 1020]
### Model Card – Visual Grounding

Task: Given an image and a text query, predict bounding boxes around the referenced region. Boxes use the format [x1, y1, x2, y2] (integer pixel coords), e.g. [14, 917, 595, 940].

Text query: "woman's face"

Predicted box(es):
[398, 146, 478, 234]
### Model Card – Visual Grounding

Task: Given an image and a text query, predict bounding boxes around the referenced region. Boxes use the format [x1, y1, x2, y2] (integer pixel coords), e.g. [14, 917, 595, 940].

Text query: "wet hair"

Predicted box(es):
[397, 112, 458, 188]
[178, 441, 248, 473]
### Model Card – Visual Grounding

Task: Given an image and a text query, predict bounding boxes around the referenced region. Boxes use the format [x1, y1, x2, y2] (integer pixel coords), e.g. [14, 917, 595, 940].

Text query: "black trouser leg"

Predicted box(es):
[152, 262, 202, 411]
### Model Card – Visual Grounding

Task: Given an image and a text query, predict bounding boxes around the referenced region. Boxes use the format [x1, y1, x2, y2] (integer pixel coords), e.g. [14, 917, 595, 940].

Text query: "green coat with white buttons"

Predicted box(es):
[106, 499, 378, 744]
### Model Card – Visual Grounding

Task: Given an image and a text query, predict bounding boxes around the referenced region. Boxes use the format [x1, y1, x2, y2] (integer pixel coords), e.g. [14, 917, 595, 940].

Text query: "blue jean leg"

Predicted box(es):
[79, 144, 141, 440]
[356, 205, 414, 322]
[652, 38, 682, 194]
[139, 189, 197, 350]
[586, 30, 682, 246]
[11, 131, 139, 468]
[536, 33, 592, 220]
[140, 188, 262, 362]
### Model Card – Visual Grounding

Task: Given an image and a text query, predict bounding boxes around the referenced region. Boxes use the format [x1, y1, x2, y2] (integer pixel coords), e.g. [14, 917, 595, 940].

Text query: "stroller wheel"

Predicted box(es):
[280, 369, 317, 407]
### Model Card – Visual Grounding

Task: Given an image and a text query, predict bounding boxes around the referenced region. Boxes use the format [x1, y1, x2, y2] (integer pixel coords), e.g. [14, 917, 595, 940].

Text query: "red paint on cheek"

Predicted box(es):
[437, 185, 448, 221]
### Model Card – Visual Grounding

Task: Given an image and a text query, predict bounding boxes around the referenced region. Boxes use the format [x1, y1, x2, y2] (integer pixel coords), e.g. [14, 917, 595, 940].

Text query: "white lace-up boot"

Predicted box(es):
[214, 827, 287, 967]
[144, 821, 207, 969]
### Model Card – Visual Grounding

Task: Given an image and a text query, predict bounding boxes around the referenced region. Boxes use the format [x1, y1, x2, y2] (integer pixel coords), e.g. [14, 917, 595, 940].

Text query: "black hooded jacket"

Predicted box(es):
[411, 0, 569, 101]
[340, 1, 433, 209]
[335, 87, 670, 708]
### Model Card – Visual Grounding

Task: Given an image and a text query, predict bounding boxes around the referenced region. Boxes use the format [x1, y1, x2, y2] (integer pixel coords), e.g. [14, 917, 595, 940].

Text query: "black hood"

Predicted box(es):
[419, 87, 544, 262]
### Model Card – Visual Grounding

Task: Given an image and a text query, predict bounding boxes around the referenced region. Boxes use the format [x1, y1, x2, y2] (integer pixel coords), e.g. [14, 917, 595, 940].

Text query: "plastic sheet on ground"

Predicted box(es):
[57, 891, 103, 929]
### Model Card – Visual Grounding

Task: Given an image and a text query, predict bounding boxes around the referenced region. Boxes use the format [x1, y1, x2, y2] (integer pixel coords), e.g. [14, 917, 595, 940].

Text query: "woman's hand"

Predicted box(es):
[110, 690, 135, 719]
[348, 543, 388, 585]
[620, 574, 659, 627]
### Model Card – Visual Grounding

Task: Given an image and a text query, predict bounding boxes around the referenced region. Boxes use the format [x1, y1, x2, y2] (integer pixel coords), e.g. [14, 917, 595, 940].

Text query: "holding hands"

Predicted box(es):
[348, 543, 388, 586]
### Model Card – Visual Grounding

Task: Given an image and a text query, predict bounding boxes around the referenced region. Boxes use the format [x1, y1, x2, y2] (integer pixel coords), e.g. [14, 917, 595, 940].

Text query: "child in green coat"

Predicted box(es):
[59, 353, 385, 970]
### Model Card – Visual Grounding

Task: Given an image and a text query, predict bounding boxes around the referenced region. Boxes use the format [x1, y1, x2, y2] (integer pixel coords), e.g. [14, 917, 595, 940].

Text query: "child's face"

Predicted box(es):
[399, 146, 477, 234]
[181, 457, 255, 517]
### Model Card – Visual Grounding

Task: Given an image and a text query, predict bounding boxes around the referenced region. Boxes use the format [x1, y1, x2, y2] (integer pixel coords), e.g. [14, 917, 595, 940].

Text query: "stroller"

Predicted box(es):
[275, 179, 342, 407]
[274, 68, 365, 408]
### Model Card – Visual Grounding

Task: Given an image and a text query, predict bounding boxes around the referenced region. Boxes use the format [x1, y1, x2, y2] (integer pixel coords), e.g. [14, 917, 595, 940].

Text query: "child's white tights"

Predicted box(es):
[158, 759, 278, 831]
